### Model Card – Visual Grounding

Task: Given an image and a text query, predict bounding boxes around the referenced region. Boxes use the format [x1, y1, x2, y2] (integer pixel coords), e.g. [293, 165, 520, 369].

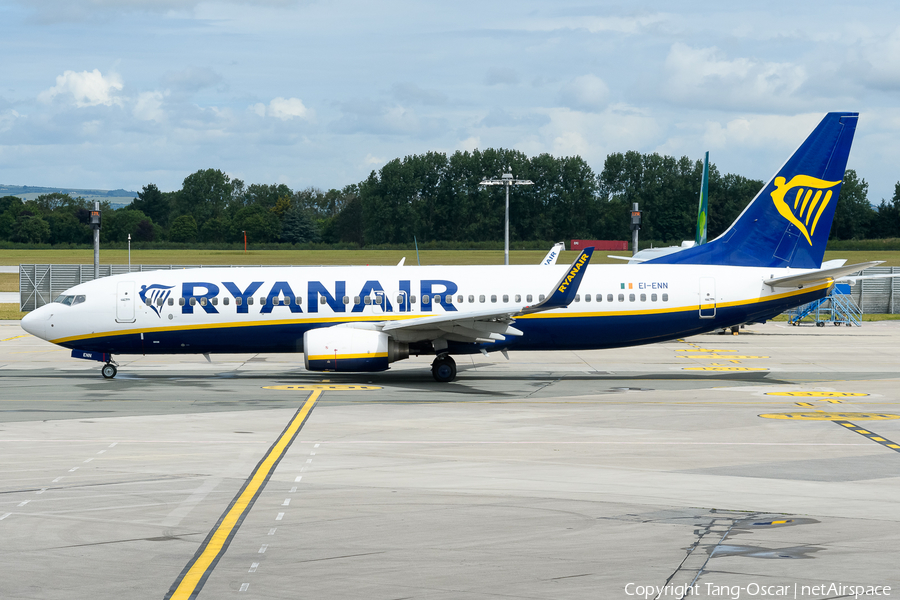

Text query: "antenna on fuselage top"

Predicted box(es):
[414, 236, 421, 265]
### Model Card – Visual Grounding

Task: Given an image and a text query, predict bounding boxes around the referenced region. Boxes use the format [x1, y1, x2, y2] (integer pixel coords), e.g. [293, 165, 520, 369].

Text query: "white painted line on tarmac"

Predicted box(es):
[258, 545, 267, 554]
[97, 450, 106, 454]
[282, 499, 290, 506]
[268, 528, 276, 535]
[314, 443, 319, 448]
[83, 458, 93, 463]
[290, 487, 297, 493]
[249, 563, 258, 573]
[51, 477, 62, 483]
[0, 513, 11, 520]
[305, 459, 312, 463]
[310, 452, 315, 456]
[276, 512, 284, 521]
[294, 476, 302, 482]
[240, 583, 249, 592]
[108, 443, 117, 448]
[36, 488, 46, 495]
[68, 467, 78, 472]
[17, 501, 28, 507]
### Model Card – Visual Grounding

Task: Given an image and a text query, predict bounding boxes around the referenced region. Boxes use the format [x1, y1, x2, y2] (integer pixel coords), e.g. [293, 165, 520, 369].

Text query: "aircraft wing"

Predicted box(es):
[380, 247, 594, 343]
[764, 261, 883, 288]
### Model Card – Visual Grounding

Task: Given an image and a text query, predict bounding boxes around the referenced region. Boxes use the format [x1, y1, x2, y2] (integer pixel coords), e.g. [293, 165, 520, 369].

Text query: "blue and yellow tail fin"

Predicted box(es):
[649, 112, 858, 269]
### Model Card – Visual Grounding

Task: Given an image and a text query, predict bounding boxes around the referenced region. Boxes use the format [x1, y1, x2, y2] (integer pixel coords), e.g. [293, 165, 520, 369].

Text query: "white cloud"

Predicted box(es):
[457, 136, 480, 152]
[133, 91, 167, 122]
[0, 110, 22, 133]
[701, 113, 822, 151]
[38, 69, 123, 107]
[251, 97, 312, 121]
[558, 75, 610, 112]
[363, 153, 384, 166]
[663, 43, 806, 110]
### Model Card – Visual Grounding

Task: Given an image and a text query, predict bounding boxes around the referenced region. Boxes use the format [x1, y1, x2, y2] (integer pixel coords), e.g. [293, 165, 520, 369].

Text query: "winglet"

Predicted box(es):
[521, 247, 593, 314]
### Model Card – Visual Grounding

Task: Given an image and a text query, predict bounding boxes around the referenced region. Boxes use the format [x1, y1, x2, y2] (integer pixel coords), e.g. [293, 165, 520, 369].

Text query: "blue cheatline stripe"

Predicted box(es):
[164, 390, 321, 600]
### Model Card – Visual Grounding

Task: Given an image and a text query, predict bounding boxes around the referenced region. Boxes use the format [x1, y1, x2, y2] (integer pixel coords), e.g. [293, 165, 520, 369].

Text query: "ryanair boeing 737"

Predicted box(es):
[22, 112, 873, 382]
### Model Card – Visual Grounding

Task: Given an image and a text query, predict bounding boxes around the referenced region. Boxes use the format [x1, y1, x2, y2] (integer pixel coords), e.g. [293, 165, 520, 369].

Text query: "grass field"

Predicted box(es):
[0, 273, 16, 292]
[0, 304, 27, 320]
[3, 248, 900, 268]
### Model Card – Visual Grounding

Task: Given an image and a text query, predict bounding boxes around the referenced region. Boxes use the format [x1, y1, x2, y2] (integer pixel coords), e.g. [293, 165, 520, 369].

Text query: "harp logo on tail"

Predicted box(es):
[771, 175, 842, 245]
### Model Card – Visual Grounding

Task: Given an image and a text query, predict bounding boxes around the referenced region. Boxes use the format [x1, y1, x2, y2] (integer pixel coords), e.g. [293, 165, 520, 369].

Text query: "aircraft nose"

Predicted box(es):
[21, 306, 49, 339]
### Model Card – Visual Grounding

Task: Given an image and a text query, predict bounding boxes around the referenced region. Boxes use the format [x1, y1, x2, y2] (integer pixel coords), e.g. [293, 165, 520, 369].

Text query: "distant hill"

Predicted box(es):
[0, 184, 138, 209]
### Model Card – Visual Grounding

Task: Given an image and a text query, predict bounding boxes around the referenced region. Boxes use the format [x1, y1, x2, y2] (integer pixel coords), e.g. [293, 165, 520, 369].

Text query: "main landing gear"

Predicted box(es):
[431, 355, 457, 383]
[101, 361, 118, 379]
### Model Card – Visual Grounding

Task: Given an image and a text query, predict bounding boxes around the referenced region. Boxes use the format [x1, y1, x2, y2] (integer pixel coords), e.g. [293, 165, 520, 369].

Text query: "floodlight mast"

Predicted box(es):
[478, 170, 533, 265]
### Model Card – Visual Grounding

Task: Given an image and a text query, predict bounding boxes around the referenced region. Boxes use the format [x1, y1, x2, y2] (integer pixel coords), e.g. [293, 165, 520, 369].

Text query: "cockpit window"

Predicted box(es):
[53, 294, 86, 306]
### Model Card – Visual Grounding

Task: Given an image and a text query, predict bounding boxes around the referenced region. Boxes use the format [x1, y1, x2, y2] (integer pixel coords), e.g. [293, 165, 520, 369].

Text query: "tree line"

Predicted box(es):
[1, 147, 897, 248]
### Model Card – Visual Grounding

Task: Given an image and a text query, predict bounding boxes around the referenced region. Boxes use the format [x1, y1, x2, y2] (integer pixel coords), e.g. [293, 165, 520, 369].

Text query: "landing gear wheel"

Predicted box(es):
[102, 363, 118, 379]
[431, 355, 457, 383]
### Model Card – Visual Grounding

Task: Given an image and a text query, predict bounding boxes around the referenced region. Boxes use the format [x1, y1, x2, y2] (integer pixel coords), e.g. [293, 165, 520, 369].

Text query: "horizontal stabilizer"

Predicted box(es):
[764, 261, 882, 288]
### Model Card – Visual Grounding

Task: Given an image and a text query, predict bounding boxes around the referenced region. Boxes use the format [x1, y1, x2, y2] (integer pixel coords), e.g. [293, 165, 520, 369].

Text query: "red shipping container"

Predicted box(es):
[570, 239, 628, 251]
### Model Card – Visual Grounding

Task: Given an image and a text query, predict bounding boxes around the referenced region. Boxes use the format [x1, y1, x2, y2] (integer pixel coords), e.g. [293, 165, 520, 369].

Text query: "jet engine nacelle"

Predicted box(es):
[303, 327, 409, 372]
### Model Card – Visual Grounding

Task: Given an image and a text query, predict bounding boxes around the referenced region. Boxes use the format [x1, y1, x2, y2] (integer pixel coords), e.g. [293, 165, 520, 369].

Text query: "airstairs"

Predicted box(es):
[787, 284, 861, 327]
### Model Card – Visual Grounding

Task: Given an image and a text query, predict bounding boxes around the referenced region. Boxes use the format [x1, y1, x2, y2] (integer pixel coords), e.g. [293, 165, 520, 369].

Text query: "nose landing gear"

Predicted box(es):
[431, 355, 457, 383]
[101, 361, 118, 379]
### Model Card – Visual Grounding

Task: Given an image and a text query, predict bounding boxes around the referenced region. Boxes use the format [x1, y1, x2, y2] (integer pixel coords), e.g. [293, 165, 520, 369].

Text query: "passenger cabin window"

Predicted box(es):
[343, 296, 350, 305]
[435, 295, 441, 304]
[526, 294, 533, 303]
[640, 294, 646, 302]
[236, 297, 242, 306]
[248, 297, 254, 305]
[584, 294, 590, 302]
[446, 295, 452, 304]
[574, 294, 580, 302]
[479, 295, 485, 303]
[410, 295, 417, 304]
[144, 297, 152, 306]
[223, 297, 230, 306]
[539, 294, 545, 301]
[468, 295, 475, 303]
[295, 296, 302, 305]
[502, 294, 508, 303]
[618, 294, 624, 302]
[515, 294, 521, 303]
[353, 296, 361, 305]
[629, 294, 635, 302]
[651, 293, 657, 302]
[491, 295, 497, 303]
[189, 298, 196, 306]
[596, 294, 602, 302]
[213, 297, 219, 306]
[662, 293, 669, 302]
[607, 294, 613, 302]
[423, 294, 430, 304]
[200, 297, 207, 306]
[259, 297, 265, 305]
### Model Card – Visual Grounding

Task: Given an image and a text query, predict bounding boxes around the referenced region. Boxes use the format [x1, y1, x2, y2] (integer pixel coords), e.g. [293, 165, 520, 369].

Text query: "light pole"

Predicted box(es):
[90, 202, 101, 279]
[479, 170, 533, 265]
[127, 234, 131, 272]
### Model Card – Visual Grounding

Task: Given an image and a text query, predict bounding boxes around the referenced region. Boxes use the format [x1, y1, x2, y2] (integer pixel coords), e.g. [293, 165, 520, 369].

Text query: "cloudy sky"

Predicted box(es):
[3, 1, 900, 203]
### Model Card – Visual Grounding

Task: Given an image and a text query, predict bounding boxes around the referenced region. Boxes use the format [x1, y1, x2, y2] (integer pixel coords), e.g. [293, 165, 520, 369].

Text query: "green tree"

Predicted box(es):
[830, 169, 875, 240]
[281, 204, 319, 244]
[130, 184, 171, 227]
[231, 205, 280, 243]
[14, 215, 51, 244]
[169, 215, 198, 243]
[176, 169, 234, 229]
